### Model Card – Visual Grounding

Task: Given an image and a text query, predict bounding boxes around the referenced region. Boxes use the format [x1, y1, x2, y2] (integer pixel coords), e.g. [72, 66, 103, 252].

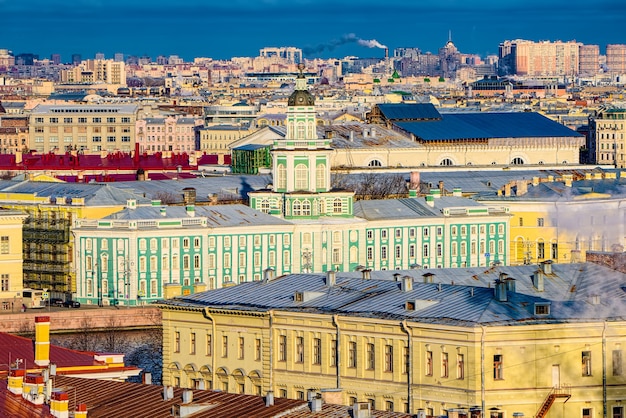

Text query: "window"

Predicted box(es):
[426, 351, 433, 376]
[441, 352, 448, 378]
[437, 243, 443, 257]
[367, 230, 373, 240]
[206, 335, 212, 356]
[222, 336, 228, 358]
[224, 236, 231, 247]
[451, 242, 457, 257]
[613, 406, 624, 418]
[381, 246, 388, 260]
[295, 336, 304, 363]
[238, 337, 245, 359]
[367, 343, 375, 370]
[1, 274, 8, 292]
[294, 163, 308, 190]
[551, 243, 558, 260]
[437, 226, 443, 236]
[190, 332, 196, 354]
[395, 228, 402, 238]
[330, 339, 337, 366]
[409, 228, 416, 238]
[457, 354, 465, 379]
[423, 244, 429, 257]
[409, 244, 416, 258]
[384, 344, 393, 372]
[279, 335, 287, 361]
[367, 247, 373, 261]
[386, 401, 394, 412]
[107, 117, 116, 123]
[498, 224, 504, 234]
[494, 354, 503, 379]
[348, 341, 357, 368]
[519, 217, 523, 227]
[451, 226, 457, 236]
[0, 236, 8, 254]
[313, 338, 321, 365]
[461, 226, 467, 236]
[613, 350, 623, 376]
[403, 346, 409, 374]
[423, 227, 429, 237]
[538, 217, 545, 227]
[174, 331, 180, 353]
[537, 242, 545, 259]
[395, 245, 402, 259]
[255, 339, 262, 361]
[582, 351, 592, 376]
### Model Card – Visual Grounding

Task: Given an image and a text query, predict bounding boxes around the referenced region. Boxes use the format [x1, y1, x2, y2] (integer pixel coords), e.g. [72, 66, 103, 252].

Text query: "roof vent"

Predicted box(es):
[263, 268, 275, 283]
[532, 270, 544, 292]
[182, 389, 193, 404]
[326, 270, 336, 287]
[423, 272, 435, 283]
[163, 386, 174, 401]
[494, 279, 507, 302]
[265, 391, 274, 407]
[401, 276, 413, 292]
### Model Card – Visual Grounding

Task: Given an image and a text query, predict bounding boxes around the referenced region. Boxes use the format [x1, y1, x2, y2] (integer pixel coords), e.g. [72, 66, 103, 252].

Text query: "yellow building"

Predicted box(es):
[0, 179, 149, 294]
[159, 265, 626, 417]
[477, 172, 626, 265]
[0, 208, 28, 310]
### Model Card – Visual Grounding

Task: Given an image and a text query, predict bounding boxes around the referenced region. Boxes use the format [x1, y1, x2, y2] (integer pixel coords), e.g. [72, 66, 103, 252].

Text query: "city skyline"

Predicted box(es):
[2, 0, 625, 62]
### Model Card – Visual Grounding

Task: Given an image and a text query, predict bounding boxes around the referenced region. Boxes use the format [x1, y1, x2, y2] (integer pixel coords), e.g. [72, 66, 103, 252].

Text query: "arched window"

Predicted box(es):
[302, 200, 311, 216]
[368, 159, 382, 167]
[296, 123, 305, 139]
[295, 164, 308, 190]
[293, 200, 302, 216]
[333, 198, 342, 214]
[511, 157, 524, 165]
[259, 199, 270, 214]
[440, 158, 454, 166]
[276, 164, 286, 189]
[316, 164, 326, 189]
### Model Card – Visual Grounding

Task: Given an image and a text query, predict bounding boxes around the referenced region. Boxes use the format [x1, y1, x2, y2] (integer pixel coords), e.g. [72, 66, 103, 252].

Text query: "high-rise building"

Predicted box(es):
[606, 44, 626, 74]
[71, 54, 82, 65]
[259, 47, 302, 64]
[50, 53, 61, 65]
[499, 39, 581, 77]
[0, 49, 14, 67]
[95, 52, 105, 60]
[579, 44, 599, 76]
[60, 59, 126, 85]
[114, 52, 124, 62]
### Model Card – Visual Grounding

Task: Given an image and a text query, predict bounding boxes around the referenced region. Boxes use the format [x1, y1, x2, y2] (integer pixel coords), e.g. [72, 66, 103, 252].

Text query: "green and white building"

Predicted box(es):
[71, 69, 511, 305]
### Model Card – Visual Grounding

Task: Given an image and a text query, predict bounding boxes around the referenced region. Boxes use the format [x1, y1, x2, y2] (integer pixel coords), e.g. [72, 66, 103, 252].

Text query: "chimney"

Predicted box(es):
[515, 180, 528, 196]
[504, 277, 516, 293]
[363, 128, 368, 138]
[23, 374, 45, 405]
[452, 188, 462, 197]
[265, 391, 275, 407]
[425, 195, 435, 207]
[541, 260, 553, 275]
[34, 316, 50, 367]
[126, 199, 137, 210]
[351, 402, 372, 418]
[532, 270, 544, 292]
[50, 391, 70, 418]
[264, 267, 275, 283]
[74, 404, 88, 418]
[494, 280, 508, 302]
[423, 272, 435, 283]
[504, 183, 511, 197]
[326, 270, 336, 287]
[563, 174, 573, 187]
[409, 171, 421, 189]
[349, 131, 354, 142]
[532, 176, 540, 186]
[186, 205, 195, 217]
[163, 386, 174, 401]
[401, 276, 413, 292]
[142, 371, 152, 385]
[362, 269, 371, 280]
[7, 368, 25, 395]
[370, 127, 376, 138]
[385, 47, 389, 59]
[160, 207, 167, 217]
[136, 168, 146, 181]
[182, 389, 193, 404]
[438, 180, 445, 196]
[310, 395, 323, 412]
[183, 187, 197, 205]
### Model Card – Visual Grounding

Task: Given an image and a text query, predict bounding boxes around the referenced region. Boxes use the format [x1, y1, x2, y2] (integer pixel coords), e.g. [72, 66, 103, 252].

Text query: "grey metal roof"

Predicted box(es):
[234, 144, 270, 151]
[0, 180, 150, 206]
[353, 196, 488, 221]
[396, 112, 584, 141]
[159, 262, 626, 326]
[105, 203, 291, 227]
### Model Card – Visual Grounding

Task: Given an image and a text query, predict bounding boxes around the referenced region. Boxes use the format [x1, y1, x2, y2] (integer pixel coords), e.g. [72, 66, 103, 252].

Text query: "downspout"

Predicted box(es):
[203, 308, 216, 389]
[401, 320, 412, 413]
[269, 310, 274, 392]
[603, 321, 607, 418]
[332, 314, 341, 389]
[481, 325, 486, 416]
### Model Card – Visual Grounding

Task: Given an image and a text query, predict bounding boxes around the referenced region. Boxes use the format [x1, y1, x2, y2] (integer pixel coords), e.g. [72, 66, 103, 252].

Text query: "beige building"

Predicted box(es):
[606, 44, 626, 75]
[60, 59, 126, 85]
[197, 124, 253, 158]
[136, 116, 203, 154]
[159, 265, 626, 417]
[29, 104, 138, 154]
[589, 104, 626, 167]
[499, 39, 582, 77]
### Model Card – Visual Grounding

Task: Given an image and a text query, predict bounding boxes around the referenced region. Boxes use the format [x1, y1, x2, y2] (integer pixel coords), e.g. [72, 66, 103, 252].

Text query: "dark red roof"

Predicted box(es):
[0, 381, 51, 418]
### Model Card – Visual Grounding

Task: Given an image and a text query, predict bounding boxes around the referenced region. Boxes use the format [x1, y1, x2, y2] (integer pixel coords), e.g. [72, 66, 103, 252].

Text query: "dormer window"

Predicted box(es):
[534, 303, 550, 315]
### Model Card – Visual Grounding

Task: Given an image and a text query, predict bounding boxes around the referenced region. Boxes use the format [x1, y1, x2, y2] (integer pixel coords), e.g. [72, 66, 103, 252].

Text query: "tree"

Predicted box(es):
[332, 173, 408, 200]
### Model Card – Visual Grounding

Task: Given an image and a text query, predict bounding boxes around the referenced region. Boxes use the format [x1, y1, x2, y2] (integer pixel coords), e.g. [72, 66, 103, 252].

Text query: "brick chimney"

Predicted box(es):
[74, 404, 88, 418]
[7, 368, 25, 395]
[50, 391, 70, 418]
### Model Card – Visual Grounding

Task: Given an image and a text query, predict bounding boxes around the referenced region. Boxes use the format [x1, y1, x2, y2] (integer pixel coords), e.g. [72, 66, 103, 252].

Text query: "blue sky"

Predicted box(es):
[2, 0, 625, 62]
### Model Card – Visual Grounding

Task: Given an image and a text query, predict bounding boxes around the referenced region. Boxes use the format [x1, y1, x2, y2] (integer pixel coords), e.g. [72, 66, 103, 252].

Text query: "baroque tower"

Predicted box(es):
[249, 64, 354, 220]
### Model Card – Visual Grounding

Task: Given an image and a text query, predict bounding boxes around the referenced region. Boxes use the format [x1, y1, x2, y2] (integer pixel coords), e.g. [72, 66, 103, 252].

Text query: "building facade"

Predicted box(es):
[29, 104, 138, 154]
[136, 116, 202, 154]
[159, 267, 626, 417]
[0, 209, 28, 310]
[588, 104, 626, 167]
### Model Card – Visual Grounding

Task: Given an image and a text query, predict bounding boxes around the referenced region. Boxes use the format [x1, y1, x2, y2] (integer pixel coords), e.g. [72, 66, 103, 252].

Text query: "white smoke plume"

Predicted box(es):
[303, 33, 387, 55]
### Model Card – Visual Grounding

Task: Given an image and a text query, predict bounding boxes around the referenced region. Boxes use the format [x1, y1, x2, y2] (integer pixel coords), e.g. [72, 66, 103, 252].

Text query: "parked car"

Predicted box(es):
[63, 300, 80, 308]
[48, 298, 64, 307]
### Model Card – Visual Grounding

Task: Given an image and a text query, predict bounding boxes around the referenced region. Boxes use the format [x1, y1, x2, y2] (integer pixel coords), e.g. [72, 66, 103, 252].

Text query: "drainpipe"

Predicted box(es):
[332, 314, 341, 389]
[269, 310, 274, 392]
[481, 325, 486, 416]
[603, 321, 607, 418]
[203, 308, 217, 389]
[401, 320, 412, 413]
